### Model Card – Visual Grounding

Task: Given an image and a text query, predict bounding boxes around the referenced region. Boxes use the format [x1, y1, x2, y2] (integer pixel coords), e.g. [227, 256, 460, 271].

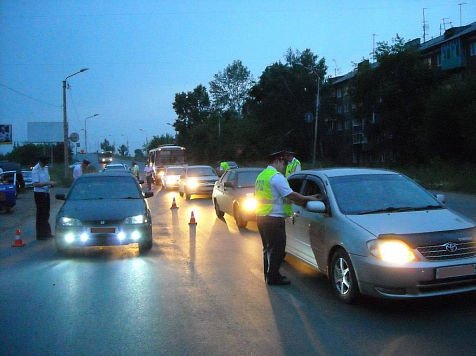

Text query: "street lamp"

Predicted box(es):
[84, 114, 99, 154]
[63, 68, 89, 178]
[297, 64, 320, 166]
[139, 128, 149, 146]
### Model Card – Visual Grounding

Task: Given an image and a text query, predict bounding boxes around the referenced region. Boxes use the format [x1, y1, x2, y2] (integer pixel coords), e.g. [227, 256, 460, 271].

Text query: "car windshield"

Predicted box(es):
[329, 174, 442, 215]
[167, 168, 183, 175]
[69, 176, 142, 200]
[106, 165, 125, 170]
[237, 171, 260, 188]
[187, 167, 215, 177]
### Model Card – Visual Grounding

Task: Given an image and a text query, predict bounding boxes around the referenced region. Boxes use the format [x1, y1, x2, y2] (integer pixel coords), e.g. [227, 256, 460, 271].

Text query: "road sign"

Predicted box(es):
[69, 132, 80, 142]
[305, 113, 314, 123]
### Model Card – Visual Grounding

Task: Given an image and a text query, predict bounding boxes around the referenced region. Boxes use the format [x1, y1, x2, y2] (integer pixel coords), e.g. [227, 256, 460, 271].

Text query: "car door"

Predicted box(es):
[221, 170, 236, 214]
[285, 175, 306, 259]
[289, 175, 328, 268]
[214, 171, 229, 208]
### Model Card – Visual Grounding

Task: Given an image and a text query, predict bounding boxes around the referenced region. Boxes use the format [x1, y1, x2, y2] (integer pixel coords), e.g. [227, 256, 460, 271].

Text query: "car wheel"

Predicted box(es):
[330, 249, 360, 304]
[234, 207, 247, 228]
[139, 238, 153, 253]
[214, 199, 225, 218]
[179, 191, 184, 197]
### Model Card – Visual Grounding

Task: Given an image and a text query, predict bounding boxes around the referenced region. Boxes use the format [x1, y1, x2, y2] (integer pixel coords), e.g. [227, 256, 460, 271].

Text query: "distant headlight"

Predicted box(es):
[166, 178, 177, 185]
[124, 215, 146, 224]
[159, 172, 165, 177]
[188, 179, 198, 189]
[59, 217, 82, 227]
[243, 197, 257, 211]
[367, 240, 416, 264]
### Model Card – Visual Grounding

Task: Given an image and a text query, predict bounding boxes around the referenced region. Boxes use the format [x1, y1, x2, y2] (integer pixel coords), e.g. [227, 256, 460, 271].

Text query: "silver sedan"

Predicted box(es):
[286, 168, 476, 303]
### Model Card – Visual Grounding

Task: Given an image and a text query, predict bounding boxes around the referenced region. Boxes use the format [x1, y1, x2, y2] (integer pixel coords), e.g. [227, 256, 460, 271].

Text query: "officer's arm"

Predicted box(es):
[285, 191, 322, 205]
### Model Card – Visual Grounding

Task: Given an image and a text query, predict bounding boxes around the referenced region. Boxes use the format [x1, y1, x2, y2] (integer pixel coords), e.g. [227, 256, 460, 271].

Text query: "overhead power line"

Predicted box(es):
[0, 82, 61, 108]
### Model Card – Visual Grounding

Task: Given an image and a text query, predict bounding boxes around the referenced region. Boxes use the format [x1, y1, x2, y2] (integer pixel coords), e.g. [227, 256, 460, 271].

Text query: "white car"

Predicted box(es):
[104, 163, 130, 171]
[162, 165, 184, 190]
[178, 165, 218, 200]
[285, 168, 476, 303]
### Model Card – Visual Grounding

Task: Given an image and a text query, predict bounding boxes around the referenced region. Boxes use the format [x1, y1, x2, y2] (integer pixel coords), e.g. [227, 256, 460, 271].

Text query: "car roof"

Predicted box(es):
[297, 167, 399, 178]
[80, 171, 134, 178]
[106, 163, 126, 166]
[186, 165, 213, 169]
[230, 167, 262, 173]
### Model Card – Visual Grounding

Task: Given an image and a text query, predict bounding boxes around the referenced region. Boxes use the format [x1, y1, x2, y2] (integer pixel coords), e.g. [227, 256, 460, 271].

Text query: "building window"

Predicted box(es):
[437, 53, 442, 66]
[371, 112, 376, 123]
[344, 103, 349, 113]
[353, 153, 358, 163]
[345, 120, 350, 130]
[471, 43, 476, 56]
[338, 122, 343, 131]
[353, 118, 362, 126]
[336, 89, 342, 98]
[353, 134, 363, 144]
[337, 106, 343, 114]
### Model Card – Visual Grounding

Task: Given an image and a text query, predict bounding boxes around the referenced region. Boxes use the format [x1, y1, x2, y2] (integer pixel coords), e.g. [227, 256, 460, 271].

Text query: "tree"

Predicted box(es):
[100, 139, 115, 153]
[118, 144, 129, 156]
[134, 149, 144, 159]
[209, 60, 254, 115]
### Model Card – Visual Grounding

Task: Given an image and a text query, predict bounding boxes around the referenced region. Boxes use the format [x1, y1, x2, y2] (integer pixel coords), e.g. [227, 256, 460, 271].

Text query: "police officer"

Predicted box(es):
[255, 150, 321, 285]
[285, 150, 301, 177]
[131, 162, 140, 180]
[32, 156, 57, 240]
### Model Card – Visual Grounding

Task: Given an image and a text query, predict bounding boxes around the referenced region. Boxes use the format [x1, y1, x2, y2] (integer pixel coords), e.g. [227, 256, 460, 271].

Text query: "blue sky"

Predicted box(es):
[1, 0, 475, 154]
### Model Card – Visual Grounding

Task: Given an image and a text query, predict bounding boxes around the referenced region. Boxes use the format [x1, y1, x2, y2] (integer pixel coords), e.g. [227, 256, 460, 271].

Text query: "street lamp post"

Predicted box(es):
[139, 128, 149, 146]
[84, 114, 99, 154]
[63, 68, 89, 178]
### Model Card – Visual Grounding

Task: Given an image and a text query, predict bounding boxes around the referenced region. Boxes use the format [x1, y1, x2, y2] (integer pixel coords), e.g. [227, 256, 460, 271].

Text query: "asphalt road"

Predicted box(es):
[1, 184, 476, 355]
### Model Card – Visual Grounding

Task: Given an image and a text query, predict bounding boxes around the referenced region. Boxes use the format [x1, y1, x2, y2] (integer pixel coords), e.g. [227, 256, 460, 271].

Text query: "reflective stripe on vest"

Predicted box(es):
[285, 158, 301, 177]
[255, 168, 292, 217]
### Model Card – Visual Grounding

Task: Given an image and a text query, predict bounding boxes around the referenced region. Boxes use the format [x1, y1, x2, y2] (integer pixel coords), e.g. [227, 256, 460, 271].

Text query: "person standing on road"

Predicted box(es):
[255, 150, 321, 285]
[73, 159, 91, 181]
[144, 163, 154, 190]
[131, 162, 140, 180]
[285, 150, 301, 177]
[32, 156, 57, 240]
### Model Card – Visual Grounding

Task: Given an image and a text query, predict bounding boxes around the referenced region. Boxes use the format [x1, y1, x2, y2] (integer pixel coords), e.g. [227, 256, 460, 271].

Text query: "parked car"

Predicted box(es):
[103, 163, 130, 171]
[0, 171, 16, 213]
[163, 165, 184, 190]
[178, 165, 218, 200]
[285, 168, 476, 303]
[212, 168, 261, 228]
[21, 170, 33, 189]
[55, 171, 153, 254]
[0, 161, 24, 192]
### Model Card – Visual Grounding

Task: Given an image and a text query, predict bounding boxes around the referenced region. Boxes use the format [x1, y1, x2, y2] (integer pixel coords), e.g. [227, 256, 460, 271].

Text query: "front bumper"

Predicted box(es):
[352, 254, 476, 298]
[186, 184, 215, 195]
[55, 225, 151, 248]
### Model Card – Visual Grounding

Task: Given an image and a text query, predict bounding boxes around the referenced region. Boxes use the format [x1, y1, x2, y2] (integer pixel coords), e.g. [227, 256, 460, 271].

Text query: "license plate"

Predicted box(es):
[436, 264, 475, 279]
[0, 192, 4, 201]
[91, 227, 115, 234]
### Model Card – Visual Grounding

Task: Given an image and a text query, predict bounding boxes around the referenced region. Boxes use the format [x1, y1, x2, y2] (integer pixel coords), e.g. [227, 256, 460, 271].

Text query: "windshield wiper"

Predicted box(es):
[358, 205, 442, 215]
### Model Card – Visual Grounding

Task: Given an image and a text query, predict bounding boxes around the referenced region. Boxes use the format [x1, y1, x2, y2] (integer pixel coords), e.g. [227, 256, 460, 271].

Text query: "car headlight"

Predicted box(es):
[367, 239, 416, 264]
[243, 197, 257, 211]
[159, 172, 165, 177]
[58, 217, 82, 227]
[166, 178, 177, 185]
[124, 215, 146, 224]
[188, 179, 198, 189]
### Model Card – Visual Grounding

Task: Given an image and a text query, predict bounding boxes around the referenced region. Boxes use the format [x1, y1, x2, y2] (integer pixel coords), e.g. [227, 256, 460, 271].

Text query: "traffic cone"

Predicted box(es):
[151, 183, 154, 191]
[188, 211, 197, 226]
[170, 197, 179, 209]
[11, 229, 26, 247]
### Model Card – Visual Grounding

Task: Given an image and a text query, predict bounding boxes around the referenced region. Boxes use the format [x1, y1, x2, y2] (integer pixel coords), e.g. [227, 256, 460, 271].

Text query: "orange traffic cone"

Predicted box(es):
[170, 197, 179, 209]
[188, 211, 197, 226]
[151, 183, 154, 191]
[11, 229, 26, 247]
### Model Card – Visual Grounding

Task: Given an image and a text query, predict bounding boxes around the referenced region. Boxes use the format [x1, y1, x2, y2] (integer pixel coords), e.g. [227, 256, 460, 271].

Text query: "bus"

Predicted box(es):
[148, 145, 186, 184]
[98, 151, 114, 163]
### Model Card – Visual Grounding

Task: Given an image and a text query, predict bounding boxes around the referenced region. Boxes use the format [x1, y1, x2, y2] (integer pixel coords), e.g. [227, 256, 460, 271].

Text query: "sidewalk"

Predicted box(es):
[0, 188, 68, 247]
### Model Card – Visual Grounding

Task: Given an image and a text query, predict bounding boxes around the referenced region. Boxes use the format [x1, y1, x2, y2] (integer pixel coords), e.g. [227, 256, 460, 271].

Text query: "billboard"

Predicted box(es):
[0, 124, 12, 145]
[27, 122, 63, 143]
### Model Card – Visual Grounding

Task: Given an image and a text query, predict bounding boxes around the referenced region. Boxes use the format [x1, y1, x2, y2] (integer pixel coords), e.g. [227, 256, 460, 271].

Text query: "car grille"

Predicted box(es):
[417, 241, 476, 261]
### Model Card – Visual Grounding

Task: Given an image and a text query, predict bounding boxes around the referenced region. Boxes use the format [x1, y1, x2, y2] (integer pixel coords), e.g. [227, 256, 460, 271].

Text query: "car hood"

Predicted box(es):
[59, 199, 146, 221]
[346, 209, 475, 237]
[188, 176, 218, 182]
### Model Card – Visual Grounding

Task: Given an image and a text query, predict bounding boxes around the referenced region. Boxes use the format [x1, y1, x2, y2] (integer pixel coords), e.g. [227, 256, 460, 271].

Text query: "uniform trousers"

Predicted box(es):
[34, 192, 52, 238]
[257, 215, 286, 282]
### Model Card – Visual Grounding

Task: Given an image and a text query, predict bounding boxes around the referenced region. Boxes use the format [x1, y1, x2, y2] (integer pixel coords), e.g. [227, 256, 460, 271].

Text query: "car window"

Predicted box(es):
[224, 171, 236, 183]
[329, 174, 441, 215]
[187, 167, 215, 177]
[237, 171, 260, 188]
[69, 176, 142, 200]
[303, 179, 322, 196]
[288, 177, 305, 193]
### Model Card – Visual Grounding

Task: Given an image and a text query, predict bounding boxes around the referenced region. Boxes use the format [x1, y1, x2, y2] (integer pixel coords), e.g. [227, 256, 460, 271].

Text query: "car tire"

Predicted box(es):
[330, 249, 360, 304]
[234, 206, 247, 228]
[214, 199, 225, 218]
[139, 238, 153, 253]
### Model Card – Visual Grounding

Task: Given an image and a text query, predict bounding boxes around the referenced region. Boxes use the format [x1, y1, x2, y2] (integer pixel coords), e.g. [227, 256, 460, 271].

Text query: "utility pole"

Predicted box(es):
[422, 8, 429, 42]
[372, 34, 377, 62]
[458, 3, 466, 26]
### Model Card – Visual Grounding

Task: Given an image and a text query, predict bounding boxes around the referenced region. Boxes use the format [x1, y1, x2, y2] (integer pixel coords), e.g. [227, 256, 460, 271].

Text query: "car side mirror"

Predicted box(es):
[144, 191, 154, 198]
[224, 182, 233, 188]
[436, 194, 446, 204]
[55, 194, 66, 200]
[306, 201, 326, 213]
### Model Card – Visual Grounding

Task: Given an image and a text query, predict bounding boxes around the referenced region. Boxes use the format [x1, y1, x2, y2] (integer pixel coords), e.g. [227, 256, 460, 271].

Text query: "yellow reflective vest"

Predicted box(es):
[285, 158, 301, 177]
[220, 161, 230, 171]
[255, 168, 292, 217]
